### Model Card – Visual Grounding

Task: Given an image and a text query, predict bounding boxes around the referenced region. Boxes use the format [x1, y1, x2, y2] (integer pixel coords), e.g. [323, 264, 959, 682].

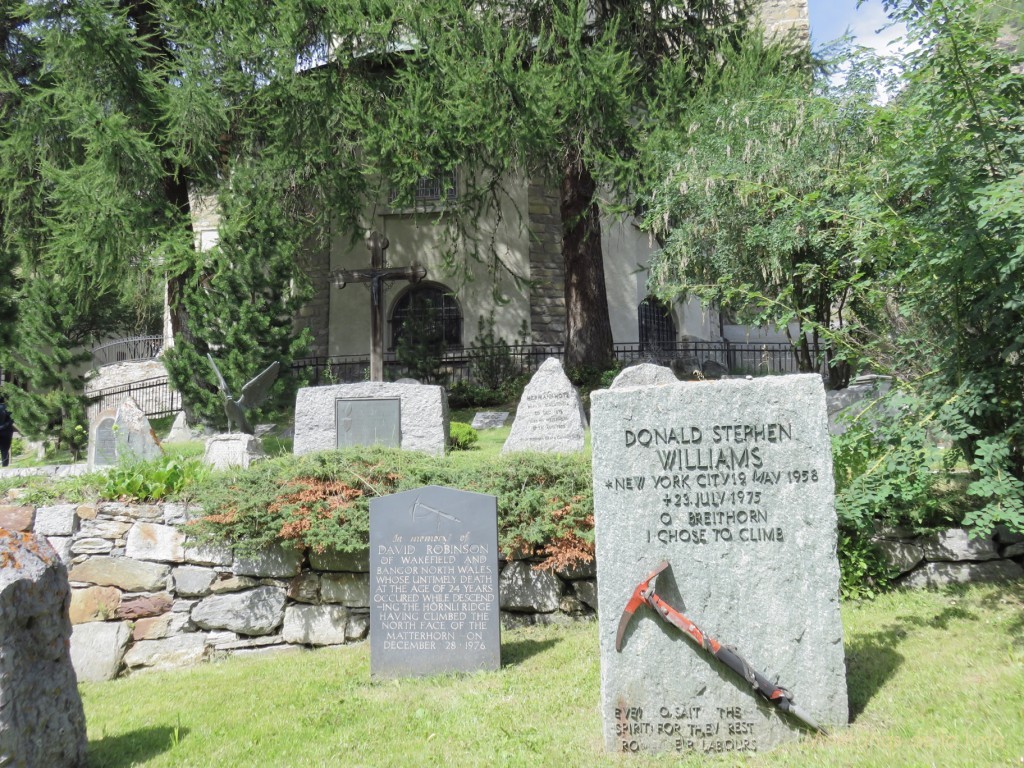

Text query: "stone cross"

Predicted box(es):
[332, 231, 426, 381]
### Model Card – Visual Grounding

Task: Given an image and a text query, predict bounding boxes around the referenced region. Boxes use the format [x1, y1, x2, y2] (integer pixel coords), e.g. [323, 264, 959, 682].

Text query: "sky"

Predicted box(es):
[806, 0, 908, 55]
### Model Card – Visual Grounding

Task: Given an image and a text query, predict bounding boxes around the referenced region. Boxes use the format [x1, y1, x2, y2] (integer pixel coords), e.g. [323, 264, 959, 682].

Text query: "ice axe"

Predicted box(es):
[615, 560, 826, 735]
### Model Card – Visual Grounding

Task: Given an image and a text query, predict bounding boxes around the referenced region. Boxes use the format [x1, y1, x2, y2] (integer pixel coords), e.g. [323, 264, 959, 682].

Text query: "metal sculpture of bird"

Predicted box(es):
[207, 354, 281, 435]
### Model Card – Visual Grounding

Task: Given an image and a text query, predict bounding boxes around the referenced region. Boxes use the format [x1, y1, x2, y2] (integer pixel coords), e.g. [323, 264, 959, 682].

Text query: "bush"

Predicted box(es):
[103, 455, 210, 502]
[448, 422, 479, 451]
[186, 447, 594, 569]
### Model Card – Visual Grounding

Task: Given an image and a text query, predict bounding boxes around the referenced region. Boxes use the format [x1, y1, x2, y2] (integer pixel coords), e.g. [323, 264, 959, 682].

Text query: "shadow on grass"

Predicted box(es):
[974, 579, 1024, 647]
[846, 593, 983, 721]
[88, 725, 186, 768]
[501, 635, 561, 667]
[845, 626, 906, 722]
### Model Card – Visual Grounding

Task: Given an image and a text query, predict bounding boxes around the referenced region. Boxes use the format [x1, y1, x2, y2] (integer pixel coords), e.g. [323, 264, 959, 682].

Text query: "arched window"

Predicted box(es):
[638, 297, 676, 352]
[390, 284, 463, 350]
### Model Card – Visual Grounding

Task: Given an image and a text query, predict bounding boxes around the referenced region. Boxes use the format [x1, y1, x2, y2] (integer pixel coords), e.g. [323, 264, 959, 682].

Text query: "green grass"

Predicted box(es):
[82, 583, 1024, 767]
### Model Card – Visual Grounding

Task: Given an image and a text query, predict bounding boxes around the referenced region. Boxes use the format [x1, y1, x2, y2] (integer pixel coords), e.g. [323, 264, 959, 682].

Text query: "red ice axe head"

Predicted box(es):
[614, 560, 670, 651]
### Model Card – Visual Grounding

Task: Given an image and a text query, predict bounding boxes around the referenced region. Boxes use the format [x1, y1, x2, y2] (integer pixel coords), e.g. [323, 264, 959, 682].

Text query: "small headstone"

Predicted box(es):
[0, 531, 88, 766]
[592, 374, 847, 755]
[470, 411, 509, 430]
[203, 434, 265, 470]
[294, 382, 448, 456]
[369, 486, 500, 678]
[88, 415, 118, 468]
[610, 364, 678, 390]
[502, 358, 586, 453]
[164, 411, 192, 443]
[88, 397, 162, 469]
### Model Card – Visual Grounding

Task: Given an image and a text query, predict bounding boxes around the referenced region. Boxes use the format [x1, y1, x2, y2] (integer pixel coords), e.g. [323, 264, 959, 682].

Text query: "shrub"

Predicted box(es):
[448, 422, 479, 451]
[186, 447, 594, 570]
[103, 455, 210, 502]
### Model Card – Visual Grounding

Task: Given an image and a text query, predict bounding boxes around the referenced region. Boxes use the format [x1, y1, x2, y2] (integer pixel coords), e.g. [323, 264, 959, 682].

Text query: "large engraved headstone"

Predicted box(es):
[294, 383, 448, 456]
[369, 486, 500, 678]
[502, 358, 587, 453]
[592, 374, 847, 755]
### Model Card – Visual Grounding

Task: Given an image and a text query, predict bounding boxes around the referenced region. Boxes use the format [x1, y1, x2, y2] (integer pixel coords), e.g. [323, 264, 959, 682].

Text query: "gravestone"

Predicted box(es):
[203, 434, 265, 470]
[89, 412, 118, 468]
[88, 397, 162, 469]
[369, 486, 500, 678]
[470, 411, 509, 430]
[610, 363, 678, 390]
[293, 383, 448, 456]
[0, 531, 88, 767]
[502, 358, 586, 453]
[592, 374, 847, 755]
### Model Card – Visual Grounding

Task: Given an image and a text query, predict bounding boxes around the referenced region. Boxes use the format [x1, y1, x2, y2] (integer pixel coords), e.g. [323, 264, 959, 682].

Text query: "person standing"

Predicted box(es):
[0, 400, 14, 467]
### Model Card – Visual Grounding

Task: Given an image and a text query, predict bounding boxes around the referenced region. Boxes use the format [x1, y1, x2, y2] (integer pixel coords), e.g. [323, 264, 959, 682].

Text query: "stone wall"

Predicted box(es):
[3, 497, 1018, 680]
[1, 500, 596, 681]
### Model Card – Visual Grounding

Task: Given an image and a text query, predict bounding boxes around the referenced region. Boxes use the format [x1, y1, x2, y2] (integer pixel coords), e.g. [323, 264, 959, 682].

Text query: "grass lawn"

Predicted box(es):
[82, 582, 1024, 767]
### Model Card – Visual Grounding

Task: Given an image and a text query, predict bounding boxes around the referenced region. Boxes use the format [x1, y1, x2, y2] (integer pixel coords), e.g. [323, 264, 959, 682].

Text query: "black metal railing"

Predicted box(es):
[91, 335, 164, 368]
[292, 340, 816, 387]
[87, 376, 181, 419]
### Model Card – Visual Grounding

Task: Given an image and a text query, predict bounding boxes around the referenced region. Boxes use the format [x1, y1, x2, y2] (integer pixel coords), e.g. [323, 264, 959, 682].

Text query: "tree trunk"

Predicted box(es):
[560, 157, 614, 370]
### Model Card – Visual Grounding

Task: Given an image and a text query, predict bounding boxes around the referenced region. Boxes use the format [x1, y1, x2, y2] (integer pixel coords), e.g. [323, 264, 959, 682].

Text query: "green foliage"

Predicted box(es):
[102, 456, 210, 503]
[836, 526, 898, 601]
[642, 32, 871, 384]
[187, 447, 593, 569]
[468, 312, 519, 391]
[162, 178, 312, 429]
[447, 422, 479, 451]
[1, 386, 88, 454]
[849, 0, 1024, 537]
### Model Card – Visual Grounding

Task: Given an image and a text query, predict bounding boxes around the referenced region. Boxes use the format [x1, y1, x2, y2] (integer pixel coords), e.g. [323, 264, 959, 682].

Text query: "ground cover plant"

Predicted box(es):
[81, 582, 1024, 767]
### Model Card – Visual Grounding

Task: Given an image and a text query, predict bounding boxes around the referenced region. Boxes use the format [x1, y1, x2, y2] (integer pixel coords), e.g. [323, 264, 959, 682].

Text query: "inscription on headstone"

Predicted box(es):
[502, 358, 586, 453]
[370, 486, 500, 678]
[592, 374, 847, 755]
[93, 418, 117, 466]
[336, 398, 401, 449]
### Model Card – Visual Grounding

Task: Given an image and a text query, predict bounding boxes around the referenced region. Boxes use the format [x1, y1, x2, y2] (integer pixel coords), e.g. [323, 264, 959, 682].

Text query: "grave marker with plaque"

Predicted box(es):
[369, 486, 500, 678]
[293, 382, 448, 456]
[592, 374, 847, 755]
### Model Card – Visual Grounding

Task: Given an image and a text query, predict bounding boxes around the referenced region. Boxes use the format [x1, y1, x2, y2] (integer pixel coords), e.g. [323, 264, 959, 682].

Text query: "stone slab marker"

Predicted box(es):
[369, 486, 500, 678]
[0, 530, 88, 767]
[502, 358, 586, 453]
[293, 383, 449, 456]
[592, 374, 847, 756]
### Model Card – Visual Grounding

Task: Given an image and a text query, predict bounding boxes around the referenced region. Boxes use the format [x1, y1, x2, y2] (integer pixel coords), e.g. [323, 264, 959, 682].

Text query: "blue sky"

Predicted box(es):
[806, 0, 906, 54]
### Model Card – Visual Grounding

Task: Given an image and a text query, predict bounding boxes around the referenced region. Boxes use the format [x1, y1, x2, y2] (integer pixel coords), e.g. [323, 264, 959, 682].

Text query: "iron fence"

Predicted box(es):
[87, 376, 181, 419]
[292, 339, 815, 387]
[91, 335, 164, 369]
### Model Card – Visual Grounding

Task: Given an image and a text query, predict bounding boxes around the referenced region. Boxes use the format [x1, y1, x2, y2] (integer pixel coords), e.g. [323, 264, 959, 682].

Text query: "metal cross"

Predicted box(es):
[331, 230, 426, 381]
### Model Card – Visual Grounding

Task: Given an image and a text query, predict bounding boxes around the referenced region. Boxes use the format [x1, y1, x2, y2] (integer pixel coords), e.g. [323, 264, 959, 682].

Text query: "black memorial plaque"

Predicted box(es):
[335, 398, 401, 449]
[370, 485, 500, 678]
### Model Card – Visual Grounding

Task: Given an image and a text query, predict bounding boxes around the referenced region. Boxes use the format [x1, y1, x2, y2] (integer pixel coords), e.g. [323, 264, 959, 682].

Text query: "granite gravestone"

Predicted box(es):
[293, 383, 448, 456]
[592, 374, 847, 755]
[369, 486, 500, 678]
[502, 358, 587, 453]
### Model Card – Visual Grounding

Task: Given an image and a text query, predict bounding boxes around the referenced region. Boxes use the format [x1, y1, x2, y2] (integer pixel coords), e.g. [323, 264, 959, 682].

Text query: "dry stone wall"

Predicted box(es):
[2, 500, 597, 680]
[2, 491, 1019, 681]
